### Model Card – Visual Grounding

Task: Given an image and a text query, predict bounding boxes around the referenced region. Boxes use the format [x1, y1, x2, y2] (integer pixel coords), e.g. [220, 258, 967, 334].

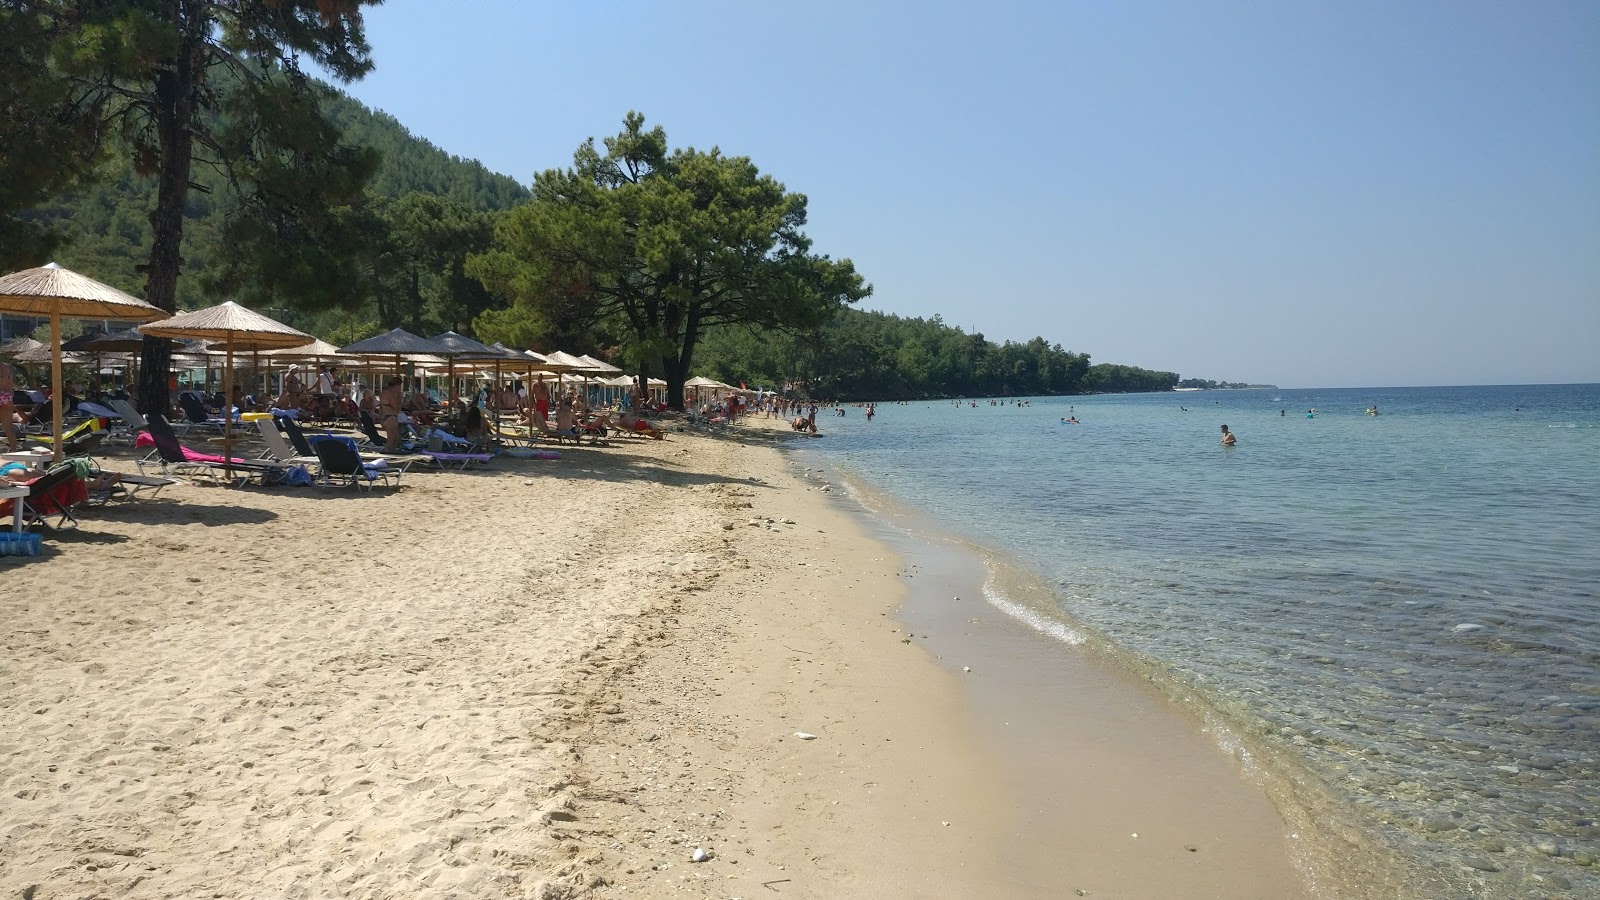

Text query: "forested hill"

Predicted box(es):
[18, 86, 529, 310]
[695, 307, 1181, 399]
[323, 93, 530, 211]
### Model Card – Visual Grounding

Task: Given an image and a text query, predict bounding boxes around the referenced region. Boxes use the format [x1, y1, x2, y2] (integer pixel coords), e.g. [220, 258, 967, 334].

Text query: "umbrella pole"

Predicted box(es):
[223, 338, 235, 483]
[50, 310, 64, 463]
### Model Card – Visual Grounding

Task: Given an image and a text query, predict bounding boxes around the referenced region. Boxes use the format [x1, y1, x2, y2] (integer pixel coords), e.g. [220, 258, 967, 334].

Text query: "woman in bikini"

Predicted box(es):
[378, 377, 405, 452]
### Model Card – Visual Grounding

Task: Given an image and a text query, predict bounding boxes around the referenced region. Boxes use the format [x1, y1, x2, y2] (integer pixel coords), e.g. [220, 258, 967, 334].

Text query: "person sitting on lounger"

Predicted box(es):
[554, 396, 580, 438]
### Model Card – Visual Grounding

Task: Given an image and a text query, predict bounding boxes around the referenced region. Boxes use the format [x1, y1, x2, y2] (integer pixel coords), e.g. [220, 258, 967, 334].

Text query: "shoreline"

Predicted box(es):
[3, 421, 1343, 898]
[790, 443, 1325, 898]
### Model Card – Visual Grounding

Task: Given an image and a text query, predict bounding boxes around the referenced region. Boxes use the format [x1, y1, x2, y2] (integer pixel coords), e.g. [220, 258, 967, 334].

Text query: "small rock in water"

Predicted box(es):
[1453, 623, 1486, 633]
[690, 847, 710, 863]
[1461, 855, 1500, 872]
[963, 666, 972, 673]
[794, 732, 817, 740]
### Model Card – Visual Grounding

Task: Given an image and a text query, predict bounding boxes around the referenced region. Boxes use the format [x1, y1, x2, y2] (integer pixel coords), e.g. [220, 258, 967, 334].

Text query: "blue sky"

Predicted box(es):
[329, 1, 1598, 387]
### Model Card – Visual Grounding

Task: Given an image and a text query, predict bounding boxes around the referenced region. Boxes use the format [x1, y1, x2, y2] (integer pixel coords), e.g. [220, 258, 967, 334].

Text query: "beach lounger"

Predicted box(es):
[255, 417, 320, 467]
[13, 462, 85, 530]
[86, 471, 179, 504]
[176, 392, 236, 433]
[285, 416, 422, 466]
[313, 438, 406, 490]
[355, 409, 423, 452]
[420, 432, 492, 469]
[137, 414, 290, 484]
[105, 398, 149, 446]
[487, 419, 538, 448]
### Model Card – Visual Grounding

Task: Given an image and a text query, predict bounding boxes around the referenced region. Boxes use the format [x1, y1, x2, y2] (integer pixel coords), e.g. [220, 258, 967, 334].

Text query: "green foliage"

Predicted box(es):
[694, 307, 1177, 399]
[1177, 377, 1252, 389]
[1084, 363, 1179, 394]
[30, 318, 84, 343]
[0, 4, 113, 267]
[470, 112, 870, 409]
[12, 87, 527, 317]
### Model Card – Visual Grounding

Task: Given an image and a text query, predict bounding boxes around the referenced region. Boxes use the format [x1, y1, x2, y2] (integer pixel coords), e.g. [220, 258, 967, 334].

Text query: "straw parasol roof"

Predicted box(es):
[0, 262, 166, 461]
[429, 331, 497, 357]
[263, 338, 347, 361]
[338, 328, 451, 357]
[577, 354, 622, 374]
[684, 376, 723, 388]
[0, 336, 45, 357]
[543, 350, 601, 372]
[82, 328, 148, 352]
[141, 302, 313, 480]
[141, 301, 313, 351]
[12, 345, 91, 366]
[0, 262, 166, 321]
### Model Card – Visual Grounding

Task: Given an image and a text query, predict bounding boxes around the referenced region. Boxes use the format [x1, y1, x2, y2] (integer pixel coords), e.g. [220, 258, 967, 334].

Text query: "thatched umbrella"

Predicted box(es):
[257, 338, 341, 399]
[338, 329, 451, 382]
[543, 351, 607, 407]
[0, 263, 166, 461]
[11, 345, 92, 367]
[0, 336, 45, 358]
[82, 328, 148, 392]
[142, 302, 314, 481]
[577, 354, 621, 375]
[429, 331, 497, 405]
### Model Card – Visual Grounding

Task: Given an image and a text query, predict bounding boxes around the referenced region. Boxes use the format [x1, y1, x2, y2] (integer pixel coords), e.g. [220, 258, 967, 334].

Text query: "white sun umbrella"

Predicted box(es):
[0, 262, 167, 461]
[141, 302, 313, 480]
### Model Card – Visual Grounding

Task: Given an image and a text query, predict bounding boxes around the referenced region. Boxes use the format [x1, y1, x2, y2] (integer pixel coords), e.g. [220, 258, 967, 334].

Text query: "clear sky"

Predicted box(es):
[327, 0, 1598, 388]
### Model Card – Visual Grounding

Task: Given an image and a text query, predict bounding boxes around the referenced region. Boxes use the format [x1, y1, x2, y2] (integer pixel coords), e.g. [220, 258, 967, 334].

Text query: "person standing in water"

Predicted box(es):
[1220, 424, 1236, 446]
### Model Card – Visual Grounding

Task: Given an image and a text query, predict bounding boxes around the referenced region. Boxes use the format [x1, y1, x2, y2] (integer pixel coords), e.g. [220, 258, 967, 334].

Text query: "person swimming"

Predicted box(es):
[1220, 424, 1236, 446]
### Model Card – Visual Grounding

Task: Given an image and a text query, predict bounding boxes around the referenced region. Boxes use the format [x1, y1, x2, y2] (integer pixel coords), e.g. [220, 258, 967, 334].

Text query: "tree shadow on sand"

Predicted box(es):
[85, 500, 280, 527]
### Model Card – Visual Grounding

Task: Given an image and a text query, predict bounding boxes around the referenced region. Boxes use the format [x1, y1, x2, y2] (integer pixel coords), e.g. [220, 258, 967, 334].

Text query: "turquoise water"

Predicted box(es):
[806, 384, 1600, 897]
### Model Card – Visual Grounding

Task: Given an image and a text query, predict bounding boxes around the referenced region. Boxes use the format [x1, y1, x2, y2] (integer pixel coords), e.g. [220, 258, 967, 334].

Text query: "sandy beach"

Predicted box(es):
[1, 423, 1316, 898]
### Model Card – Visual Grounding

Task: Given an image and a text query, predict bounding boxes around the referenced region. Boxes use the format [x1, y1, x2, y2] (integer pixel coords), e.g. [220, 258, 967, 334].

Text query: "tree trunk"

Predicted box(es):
[137, 10, 202, 415]
[661, 352, 687, 412]
[408, 269, 422, 332]
[661, 308, 702, 412]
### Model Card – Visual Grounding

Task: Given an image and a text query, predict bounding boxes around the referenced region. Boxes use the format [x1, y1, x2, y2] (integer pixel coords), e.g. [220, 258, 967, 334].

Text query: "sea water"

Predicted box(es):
[802, 384, 1599, 897]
